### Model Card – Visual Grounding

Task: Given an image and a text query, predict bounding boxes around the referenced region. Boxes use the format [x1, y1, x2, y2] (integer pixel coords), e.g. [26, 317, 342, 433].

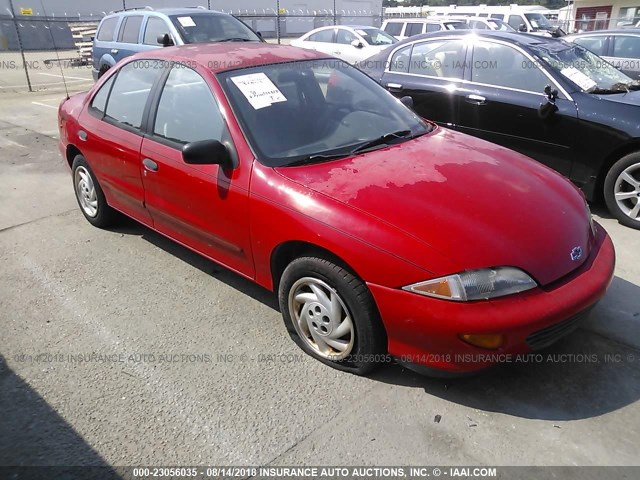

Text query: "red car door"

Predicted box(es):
[139, 65, 254, 278]
[78, 63, 163, 225]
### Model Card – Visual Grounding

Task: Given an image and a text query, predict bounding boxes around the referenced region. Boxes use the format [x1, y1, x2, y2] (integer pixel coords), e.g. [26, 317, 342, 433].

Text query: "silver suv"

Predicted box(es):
[92, 7, 263, 80]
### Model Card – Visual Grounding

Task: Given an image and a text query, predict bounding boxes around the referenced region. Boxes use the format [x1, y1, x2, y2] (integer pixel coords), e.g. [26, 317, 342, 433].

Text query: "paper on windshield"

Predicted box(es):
[230, 73, 287, 110]
[177, 16, 196, 27]
[560, 67, 597, 91]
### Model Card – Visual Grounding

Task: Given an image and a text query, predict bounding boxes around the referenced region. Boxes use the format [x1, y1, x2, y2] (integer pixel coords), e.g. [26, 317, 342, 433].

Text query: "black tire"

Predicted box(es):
[97, 65, 110, 79]
[278, 256, 387, 375]
[604, 152, 640, 230]
[71, 155, 116, 228]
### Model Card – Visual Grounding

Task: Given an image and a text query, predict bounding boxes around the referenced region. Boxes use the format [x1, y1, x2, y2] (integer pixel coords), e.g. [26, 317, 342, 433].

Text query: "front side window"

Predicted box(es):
[384, 22, 403, 36]
[613, 36, 640, 58]
[118, 15, 143, 44]
[308, 29, 335, 43]
[153, 67, 224, 144]
[169, 13, 260, 43]
[444, 22, 469, 30]
[104, 61, 161, 129]
[405, 23, 424, 37]
[409, 40, 466, 79]
[336, 29, 357, 45]
[469, 20, 488, 30]
[219, 59, 430, 166]
[472, 41, 548, 93]
[389, 44, 411, 73]
[357, 28, 396, 46]
[97, 17, 118, 41]
[508, 15, 524, 30]
[144, 17, 171, 45]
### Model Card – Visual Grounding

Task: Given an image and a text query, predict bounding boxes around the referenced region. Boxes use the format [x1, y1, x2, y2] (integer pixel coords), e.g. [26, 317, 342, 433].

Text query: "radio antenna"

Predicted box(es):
[38, 0, 70, 99]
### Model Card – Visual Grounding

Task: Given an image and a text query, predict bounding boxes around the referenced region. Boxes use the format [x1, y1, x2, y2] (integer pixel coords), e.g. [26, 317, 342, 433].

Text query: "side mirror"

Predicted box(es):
[518, 24, 527, 32]
[400, 96, 414, 109]
[157, 33, 174, 47]
[182, 140, 236, 169]
[351, 39, 364, 49]
[539, 85, 559, 119]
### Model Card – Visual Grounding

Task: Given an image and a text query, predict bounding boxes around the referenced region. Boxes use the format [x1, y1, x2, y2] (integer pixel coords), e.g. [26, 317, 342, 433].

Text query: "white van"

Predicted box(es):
[381, 18, 468, 40]
[423, 5, 557, 36]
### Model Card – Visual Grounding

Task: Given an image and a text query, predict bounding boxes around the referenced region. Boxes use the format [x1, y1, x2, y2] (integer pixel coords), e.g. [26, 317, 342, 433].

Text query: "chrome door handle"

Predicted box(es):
[142, 158, 158, 172]
[465, 94, 486, 105]
[386, 82, 403, 91]
[111, 48, 119, 55]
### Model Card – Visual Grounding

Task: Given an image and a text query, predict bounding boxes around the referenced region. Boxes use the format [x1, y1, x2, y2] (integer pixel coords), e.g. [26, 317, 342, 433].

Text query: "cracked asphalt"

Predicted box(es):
[1, 86, 639, 473]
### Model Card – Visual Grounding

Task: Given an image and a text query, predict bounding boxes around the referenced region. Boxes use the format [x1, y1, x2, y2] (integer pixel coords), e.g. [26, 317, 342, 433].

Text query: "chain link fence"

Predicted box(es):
[0, 1, 383, 93]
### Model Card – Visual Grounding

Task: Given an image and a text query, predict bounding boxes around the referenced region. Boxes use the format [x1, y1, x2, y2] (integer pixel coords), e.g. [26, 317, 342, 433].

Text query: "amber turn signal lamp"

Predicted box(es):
[460, 334, 504, 349]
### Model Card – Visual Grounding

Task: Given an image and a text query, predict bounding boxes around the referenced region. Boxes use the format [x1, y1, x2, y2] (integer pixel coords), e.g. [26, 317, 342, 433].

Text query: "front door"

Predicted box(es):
[139, 65, 254, 277]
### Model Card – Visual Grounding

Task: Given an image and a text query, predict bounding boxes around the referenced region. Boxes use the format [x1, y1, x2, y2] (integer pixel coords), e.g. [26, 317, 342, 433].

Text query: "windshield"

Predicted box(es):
[524, 13, 553, 31]
[169, 14, 261, 43]
[532, 43, 635, 92]
[219, 59, 430, 167]
[357, 28, 397, 46]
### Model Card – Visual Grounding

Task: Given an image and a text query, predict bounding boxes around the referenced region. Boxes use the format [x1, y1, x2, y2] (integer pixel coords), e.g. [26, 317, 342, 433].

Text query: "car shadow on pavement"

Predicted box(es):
[108, 218, 640, 422]
[0, 354, 121, 478]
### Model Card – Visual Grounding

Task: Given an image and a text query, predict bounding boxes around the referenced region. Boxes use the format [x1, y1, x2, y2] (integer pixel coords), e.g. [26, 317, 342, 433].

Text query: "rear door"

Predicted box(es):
[381, 38, 468, 126]
[112, 15, 144, 63]
[78, 61, 164, 224]
[456, 39, 578, 176]
[139, 65, 254, 277]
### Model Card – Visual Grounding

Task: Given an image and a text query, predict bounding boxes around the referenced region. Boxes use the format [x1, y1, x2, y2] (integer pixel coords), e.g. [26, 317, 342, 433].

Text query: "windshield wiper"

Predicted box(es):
[350, 130, 413, 155]
[219, 37, 253, 42]
[590, 82, 640, 94]
[286, 152, 351, 167]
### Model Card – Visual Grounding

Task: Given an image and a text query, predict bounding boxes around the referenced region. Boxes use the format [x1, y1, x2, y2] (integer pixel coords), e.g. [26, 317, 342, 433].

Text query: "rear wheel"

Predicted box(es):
[279, 256, 386, 375]
[604, 152, 640, 229]
[72, 155, 116, 228]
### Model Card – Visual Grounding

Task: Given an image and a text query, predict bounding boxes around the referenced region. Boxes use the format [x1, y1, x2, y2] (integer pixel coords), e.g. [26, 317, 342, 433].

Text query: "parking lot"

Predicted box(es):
[1, 66, 640, 475]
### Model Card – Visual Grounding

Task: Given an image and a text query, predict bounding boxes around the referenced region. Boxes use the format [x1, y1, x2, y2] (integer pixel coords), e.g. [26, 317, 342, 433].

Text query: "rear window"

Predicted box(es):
[118, 15, 143, 44]
[384, 22, 403, 36]
[96, 17, 118, 41]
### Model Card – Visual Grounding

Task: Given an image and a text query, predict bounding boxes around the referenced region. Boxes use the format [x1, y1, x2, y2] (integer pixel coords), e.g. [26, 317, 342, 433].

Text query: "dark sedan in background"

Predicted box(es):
[362, 31, 640, 229]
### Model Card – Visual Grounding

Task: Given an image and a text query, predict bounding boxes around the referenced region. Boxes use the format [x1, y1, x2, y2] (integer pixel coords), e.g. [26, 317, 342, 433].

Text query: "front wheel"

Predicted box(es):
[604, 152, 640, 229]
[278, 256, 386, 375]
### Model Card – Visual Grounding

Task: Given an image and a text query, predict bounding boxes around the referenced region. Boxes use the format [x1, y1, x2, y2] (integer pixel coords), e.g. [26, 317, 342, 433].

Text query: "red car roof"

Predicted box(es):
[130, 43, 331, 73]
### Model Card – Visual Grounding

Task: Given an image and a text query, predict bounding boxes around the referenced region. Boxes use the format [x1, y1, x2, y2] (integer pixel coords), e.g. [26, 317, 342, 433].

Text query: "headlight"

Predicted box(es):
[403, 267, 537, 301]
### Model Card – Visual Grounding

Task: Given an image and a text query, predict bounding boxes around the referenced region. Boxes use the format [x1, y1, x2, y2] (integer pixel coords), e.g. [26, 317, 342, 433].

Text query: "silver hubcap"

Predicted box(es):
[74, 166, 98, 218]
[614, 163, 640, 221]
[288, 277, 354, 360]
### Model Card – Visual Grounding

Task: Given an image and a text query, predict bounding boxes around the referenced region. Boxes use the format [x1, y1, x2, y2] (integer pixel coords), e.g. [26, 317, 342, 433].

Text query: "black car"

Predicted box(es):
[361, 31, 640, 229]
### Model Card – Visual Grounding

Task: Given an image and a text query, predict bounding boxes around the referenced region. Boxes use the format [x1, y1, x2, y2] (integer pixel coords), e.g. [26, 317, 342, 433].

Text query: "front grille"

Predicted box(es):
[525, 308, 592, 351]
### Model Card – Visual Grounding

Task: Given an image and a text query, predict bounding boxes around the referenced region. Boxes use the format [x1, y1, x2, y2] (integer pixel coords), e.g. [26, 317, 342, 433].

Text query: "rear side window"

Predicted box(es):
[308, 29, 334, 43]
[389, 45, 412, 73]
[90, 75, 115, 114]
[573, 37, 606, 56]
[144, 17, 170, 45]
[426, 23, 442, 33]
[613, 36, 640, 58]
[491, 14, 505, 20]
[405, 23, 424, 37]
[118, 15, 143, 44]
[409, 40, 466, 79]
[384, 22, 403, 36]
[153, 67, 224, 144]
[105, 62, 161, 129]
[469, 20, 488, 30]
[96, 17, 118, 41]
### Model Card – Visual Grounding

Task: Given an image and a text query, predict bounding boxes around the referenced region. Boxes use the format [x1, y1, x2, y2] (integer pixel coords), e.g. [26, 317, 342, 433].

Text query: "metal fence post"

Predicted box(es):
[7, 0, 32, 92]
[333, 0, 337, 25]
[276, 0, 281, 44]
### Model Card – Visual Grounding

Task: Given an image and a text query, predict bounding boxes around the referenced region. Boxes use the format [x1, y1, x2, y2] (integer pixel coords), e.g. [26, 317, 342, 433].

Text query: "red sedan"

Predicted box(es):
[58, 43, 615, 376]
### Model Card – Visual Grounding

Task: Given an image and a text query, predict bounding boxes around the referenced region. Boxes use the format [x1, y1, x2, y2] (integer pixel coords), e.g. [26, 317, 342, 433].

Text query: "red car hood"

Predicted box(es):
[275, 127, 593, 286]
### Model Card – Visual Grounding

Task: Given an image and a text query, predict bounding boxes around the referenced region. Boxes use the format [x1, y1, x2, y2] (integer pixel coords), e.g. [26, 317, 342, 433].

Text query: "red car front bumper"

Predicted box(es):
[368, 224, 615, 375]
